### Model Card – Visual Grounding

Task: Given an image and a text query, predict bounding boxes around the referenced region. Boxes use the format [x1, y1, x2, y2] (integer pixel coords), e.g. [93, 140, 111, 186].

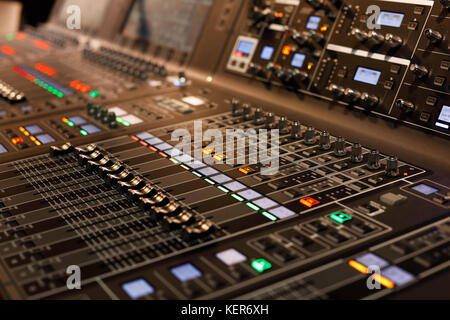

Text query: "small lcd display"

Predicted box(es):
[0, 144, 7, 154]
[81, 124, 101, 134]
[306, 16, 321, 30]
[68, 116, 87, 125]
[260, 46, 274, 60]
[438, 105, 450, 124]
[376, 11, 404, 28]
[24, 125, 43, 135]
[291, 53, 306, 68]
[412, 184, 439, 195]
[354, 67, 381, 85]
[36, 134, 55, 144]
[171, 263, 202, 282]
[122, 279, 154, 299]
[236, 41, 255, 57]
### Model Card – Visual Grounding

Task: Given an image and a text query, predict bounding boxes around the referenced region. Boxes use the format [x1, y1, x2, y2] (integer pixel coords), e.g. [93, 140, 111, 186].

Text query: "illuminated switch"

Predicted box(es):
[299, 197, 320, 208]
[329, 211, 352, 224]
[355, 253, 389, 268]
[251, 259, 272, 273]
[239, 166, 256, 175]
[0, 144, 7, 154]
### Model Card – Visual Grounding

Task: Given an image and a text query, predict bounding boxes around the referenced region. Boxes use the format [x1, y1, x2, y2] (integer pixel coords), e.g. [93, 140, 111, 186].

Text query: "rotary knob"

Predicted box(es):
[368, 31, 385, 45]
[344, 88, 361, 103]
[409, 64, 429, 79]
[277, 116, 290, 134]
[231, 99, 242, 117]
[290, 122, 302, 140]
[242, 104, 252, 121]
[319, 131, 331, 150]
[395, 99, 415, 114]
[361, 92, 379, 109]
[328, 83, 345, 97]
[304, 126, 316, 145]
[425, 29, 443, 43]
[367, 150, 381, 170]
[350, 143, 363, 163]
[385, 156, 399, 177]
[350, 28, 368, 42]
[334, 136, 347, 157]
[385, 33, 403, 48]
[253, 108, 265, 125]
[265, 113, 275, 128]
[439, 0, 450, 9]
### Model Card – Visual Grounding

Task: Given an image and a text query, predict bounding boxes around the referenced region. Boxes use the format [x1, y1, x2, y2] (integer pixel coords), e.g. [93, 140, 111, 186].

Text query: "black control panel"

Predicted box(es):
[0, 0, 448, 301]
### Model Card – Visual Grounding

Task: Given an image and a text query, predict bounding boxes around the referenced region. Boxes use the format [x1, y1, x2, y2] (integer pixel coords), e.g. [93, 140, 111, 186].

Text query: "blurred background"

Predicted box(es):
[0, 0, 56, 35]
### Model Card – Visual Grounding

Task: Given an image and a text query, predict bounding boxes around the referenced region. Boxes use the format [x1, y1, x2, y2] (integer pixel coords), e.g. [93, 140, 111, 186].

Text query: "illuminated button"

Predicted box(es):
[80, 124, 101, 134]
[35, 134, 55, 144]
[135, 132, 153, 140]
[223, 181, 246, 192]
[251, 259, 272, 273]
[122, 279, 154, 299]
[216, 249, 247, 266]
[300, 197, 320, 208]
[121, 114, 143, 125]
[210, 174, 232, 184]
[24, 125, 43, 135]
[0, 144, 7, 154]
[355, 253, 389, 269]
[329, 211, 352, 224]
[145, 137, 163, 145]
[411, 183, 438, 195]
[174, 154, 193, 163]
[186, 160, 206, 169]
[11, 137, 24, 145]
[239, 166, 256, 175]
[282, 46, 292, 56]
[171, 263, 202, 282]
[253, 197, 278, 209]
[68, 116, 87, 125]
[382, 266, 414, 286]
[154, 143, 173, 151]
[270, 206, 295, 219]
[198, 167, 219, 176]
[237, 189, 262, 200]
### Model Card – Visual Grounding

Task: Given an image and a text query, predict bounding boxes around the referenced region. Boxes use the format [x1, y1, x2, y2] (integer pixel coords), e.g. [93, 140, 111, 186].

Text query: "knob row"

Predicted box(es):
[350, 28, 403, 48]
[0, 79, 26, 103]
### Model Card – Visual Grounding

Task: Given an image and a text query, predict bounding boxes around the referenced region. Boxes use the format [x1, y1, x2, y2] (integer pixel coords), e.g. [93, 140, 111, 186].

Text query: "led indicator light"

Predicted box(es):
[261, 211, 278, 221]
[246, 202, 260, 211]
[329, 211, 352, 224]
[80, 130, 88, 136]
[251, 259, 272, 273]
[300, 197, 320, 208]
[231, 194, 244, 202]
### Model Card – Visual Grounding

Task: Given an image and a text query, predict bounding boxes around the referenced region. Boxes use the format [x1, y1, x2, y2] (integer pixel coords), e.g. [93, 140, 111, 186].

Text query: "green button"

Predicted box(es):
[251, 259, 272, 273]
[330, 211, 352, 224]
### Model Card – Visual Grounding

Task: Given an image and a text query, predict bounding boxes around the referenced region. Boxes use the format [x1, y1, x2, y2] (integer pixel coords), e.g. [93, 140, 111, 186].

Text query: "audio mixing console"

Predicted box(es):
[0, 0, 448, 301]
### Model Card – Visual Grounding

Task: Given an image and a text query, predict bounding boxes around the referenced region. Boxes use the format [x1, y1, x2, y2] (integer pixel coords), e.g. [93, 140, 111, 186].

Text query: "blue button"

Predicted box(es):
[122, 279, 154, 299]
[171, 263, 202, 282]
[382, 266, 414, 286]
[356, 253, 389, 269]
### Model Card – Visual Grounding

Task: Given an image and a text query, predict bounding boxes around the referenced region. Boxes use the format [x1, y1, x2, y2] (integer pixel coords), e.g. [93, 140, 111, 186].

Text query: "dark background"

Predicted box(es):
[16, 0, 56, 27]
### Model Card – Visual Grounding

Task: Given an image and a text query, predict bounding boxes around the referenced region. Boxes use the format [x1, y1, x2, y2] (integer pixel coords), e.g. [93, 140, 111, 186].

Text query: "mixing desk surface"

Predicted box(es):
[0, 0, 449, 301]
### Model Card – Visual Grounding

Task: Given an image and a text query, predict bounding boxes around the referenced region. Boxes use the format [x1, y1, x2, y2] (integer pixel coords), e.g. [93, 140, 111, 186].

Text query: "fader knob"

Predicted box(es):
[350, 143, 363, 163]
[290, 121, 302, 140]
[50, 142, 74, 157]
[350, 28, 368, 42]
[334, 137, 347, 157]
[385, 33, 403, 48]
[367, 150, 381, 170]
[242, 104, 252, 121]
[231, 99, 242, 117]
[368, 31, 385, 45]
[385, 156, 399, 177]
[278, 117, 290, 134]
[318, 131, 331, 150]
[409, 64, 429, 79]
[304, 126, 316, 145]
[253, 108, 265, 125]
[424, 29, 443, 43]
[395, 99, 415, 114]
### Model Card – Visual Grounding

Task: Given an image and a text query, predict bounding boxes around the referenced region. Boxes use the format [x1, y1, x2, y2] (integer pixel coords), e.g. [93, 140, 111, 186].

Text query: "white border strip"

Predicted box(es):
[381, 0, 434, 6]
[326, 44, 411, 66]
